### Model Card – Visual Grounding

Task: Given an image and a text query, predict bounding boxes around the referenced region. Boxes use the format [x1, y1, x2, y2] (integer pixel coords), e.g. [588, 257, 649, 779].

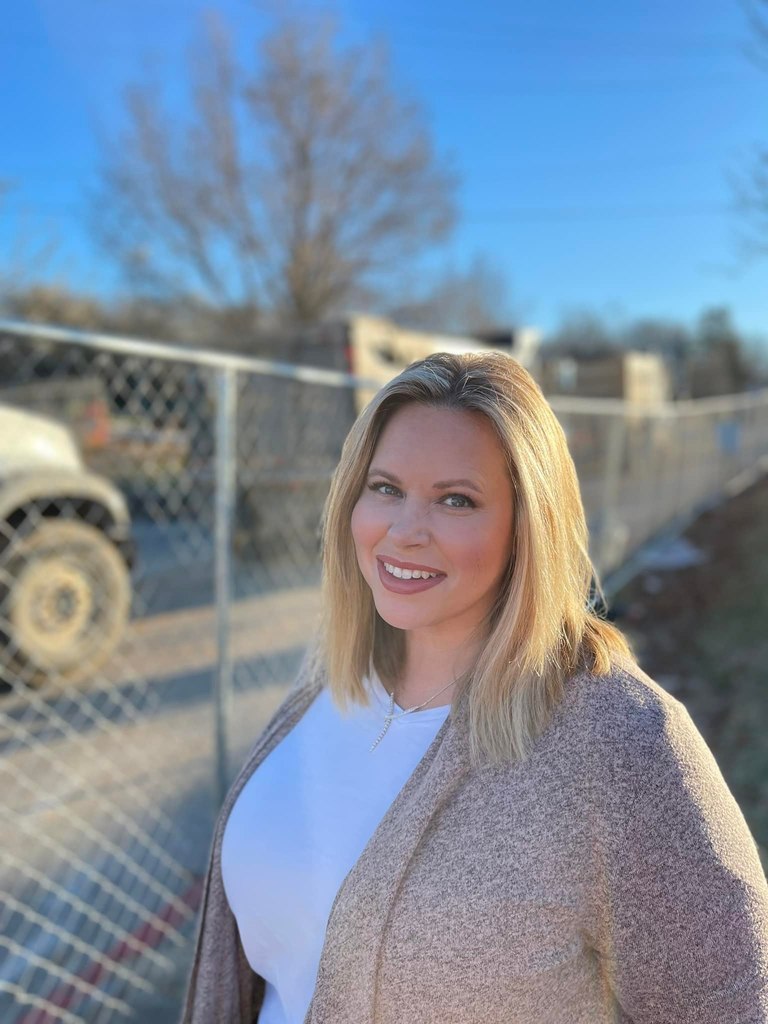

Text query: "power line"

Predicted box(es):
[401, 73, 761, 97]
[463, 202, 733, 224]
[2, 198, 735, 225]
[395, 31, 748, 56]
[0, 148, 741, 178]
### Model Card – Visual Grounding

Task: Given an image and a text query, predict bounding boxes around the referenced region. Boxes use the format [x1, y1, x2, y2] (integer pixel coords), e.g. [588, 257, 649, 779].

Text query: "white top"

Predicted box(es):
[220, 672, 452, 1024]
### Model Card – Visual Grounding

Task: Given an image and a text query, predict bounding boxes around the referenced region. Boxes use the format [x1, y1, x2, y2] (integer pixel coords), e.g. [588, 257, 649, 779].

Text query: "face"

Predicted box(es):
[351, 403, 515, 647]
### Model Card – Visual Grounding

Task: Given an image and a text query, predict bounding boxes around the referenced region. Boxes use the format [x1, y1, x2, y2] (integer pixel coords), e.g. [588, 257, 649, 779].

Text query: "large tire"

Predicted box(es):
[0, 519, 131, 686]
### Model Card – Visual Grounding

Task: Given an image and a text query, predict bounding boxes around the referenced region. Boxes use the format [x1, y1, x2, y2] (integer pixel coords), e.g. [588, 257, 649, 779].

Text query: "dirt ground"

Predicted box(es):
[611, 472, 768, 861]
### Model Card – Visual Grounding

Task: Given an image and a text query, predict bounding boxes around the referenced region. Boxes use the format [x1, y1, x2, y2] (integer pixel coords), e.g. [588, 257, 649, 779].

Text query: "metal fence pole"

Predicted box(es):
[597, 412, 628, 577]
[214, 366, 237, 806]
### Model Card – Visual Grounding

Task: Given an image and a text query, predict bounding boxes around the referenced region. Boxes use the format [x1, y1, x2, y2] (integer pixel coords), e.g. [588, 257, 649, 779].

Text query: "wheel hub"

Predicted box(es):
[13, 557, 95, 656]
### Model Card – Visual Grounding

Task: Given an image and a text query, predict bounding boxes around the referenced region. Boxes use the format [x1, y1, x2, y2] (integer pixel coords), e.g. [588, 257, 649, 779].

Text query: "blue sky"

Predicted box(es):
[2, 0, 767, 340]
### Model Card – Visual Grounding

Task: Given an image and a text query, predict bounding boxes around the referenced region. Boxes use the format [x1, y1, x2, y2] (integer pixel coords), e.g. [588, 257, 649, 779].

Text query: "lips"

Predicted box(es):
[375, 557, 446, 595]
[376, 555, 445, 575]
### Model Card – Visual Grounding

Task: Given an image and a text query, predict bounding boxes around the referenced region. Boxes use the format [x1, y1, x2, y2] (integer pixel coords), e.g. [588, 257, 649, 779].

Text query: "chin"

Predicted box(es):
[372, 600, 433, 632]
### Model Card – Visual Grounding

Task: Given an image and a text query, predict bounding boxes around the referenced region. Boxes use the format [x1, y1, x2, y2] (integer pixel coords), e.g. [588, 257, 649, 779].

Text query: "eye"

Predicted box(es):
[441, 493, 476, 509]
[367, 481, 401, 497]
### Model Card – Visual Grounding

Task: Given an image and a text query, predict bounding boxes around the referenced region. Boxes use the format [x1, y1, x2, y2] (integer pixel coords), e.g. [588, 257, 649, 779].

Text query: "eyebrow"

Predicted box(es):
[368, 467, 483, 493]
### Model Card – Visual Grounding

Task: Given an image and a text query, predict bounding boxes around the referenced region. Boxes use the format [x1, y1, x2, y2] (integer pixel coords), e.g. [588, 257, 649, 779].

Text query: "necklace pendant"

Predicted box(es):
[370, 693, 396, 752]
[369, 718, 391, 752]
[370, 681, 453, 752]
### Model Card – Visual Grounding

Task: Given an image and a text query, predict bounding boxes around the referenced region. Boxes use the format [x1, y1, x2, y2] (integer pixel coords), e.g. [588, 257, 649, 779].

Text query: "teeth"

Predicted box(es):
[383, 562, 438, 580]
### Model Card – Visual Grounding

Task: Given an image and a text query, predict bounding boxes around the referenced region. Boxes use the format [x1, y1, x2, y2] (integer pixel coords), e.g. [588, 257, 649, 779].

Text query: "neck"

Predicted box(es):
[392, 630, 482, 709]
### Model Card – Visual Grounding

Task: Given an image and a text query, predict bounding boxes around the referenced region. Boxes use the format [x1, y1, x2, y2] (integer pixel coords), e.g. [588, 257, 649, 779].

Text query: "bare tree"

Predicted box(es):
[0, 182, 59, 298]
[91, 15, 457, 326]
[384, 256, 519, 334]
[734, 1, 768, 254]
[744, 0, 768, 70]
[544, 310, 624, 360]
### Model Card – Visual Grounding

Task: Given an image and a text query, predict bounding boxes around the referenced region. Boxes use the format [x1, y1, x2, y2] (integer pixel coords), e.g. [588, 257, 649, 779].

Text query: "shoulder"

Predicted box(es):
[564, 652, 681, 744]
[559, 656, 764, 872]
[555, 654, 714, 808]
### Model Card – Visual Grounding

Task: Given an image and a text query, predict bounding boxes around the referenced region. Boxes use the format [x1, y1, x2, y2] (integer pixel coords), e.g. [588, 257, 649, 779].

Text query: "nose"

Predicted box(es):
[386, 499, 430, 547]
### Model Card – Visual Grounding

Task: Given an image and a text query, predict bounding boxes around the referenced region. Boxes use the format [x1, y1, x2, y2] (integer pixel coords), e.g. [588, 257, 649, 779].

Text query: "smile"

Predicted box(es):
[382, 561, 439, 580]
[375, 557, 446, 594]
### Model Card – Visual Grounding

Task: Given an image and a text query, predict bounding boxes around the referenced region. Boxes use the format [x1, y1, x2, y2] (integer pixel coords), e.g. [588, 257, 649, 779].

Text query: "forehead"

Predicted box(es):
[372, 404, 507, 474]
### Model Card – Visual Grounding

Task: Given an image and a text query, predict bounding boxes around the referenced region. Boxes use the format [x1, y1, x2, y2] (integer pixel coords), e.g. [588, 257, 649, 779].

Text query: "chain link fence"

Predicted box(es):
[0, 322, 354, 1023]
[551, 390, 768, 578]
[0, 319, 766, 1022]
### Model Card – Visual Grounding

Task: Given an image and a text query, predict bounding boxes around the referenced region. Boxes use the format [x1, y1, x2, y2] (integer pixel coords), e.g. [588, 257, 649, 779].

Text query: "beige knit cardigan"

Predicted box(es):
[180, 653, 768, 1023]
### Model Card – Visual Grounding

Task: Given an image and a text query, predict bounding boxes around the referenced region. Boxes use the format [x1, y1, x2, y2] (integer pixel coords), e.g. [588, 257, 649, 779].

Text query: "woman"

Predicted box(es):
[182, 352, 768, 1024]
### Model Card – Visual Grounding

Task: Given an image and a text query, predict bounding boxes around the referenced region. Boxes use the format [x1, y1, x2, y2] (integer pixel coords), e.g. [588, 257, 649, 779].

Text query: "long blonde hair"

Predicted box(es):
[320, 351, 633, 765]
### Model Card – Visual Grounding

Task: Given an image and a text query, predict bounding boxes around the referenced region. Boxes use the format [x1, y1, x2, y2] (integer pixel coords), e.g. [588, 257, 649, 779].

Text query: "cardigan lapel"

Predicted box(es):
[306, 689, 473, 1024]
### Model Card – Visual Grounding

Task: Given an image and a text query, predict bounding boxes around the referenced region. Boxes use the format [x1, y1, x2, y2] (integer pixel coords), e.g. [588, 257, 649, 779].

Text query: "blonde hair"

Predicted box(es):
[320, 351, 633, 765]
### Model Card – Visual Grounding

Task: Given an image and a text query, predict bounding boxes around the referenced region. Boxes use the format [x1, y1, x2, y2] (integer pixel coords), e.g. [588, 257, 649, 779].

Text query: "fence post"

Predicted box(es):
[214, 366, 237, 806]
[597, 411, 627, 577]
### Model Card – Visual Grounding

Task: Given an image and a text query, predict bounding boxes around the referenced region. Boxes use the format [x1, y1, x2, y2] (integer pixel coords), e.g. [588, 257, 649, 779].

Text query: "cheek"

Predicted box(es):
[454, 519, 512, 581]
[350, 498, 378, 564]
